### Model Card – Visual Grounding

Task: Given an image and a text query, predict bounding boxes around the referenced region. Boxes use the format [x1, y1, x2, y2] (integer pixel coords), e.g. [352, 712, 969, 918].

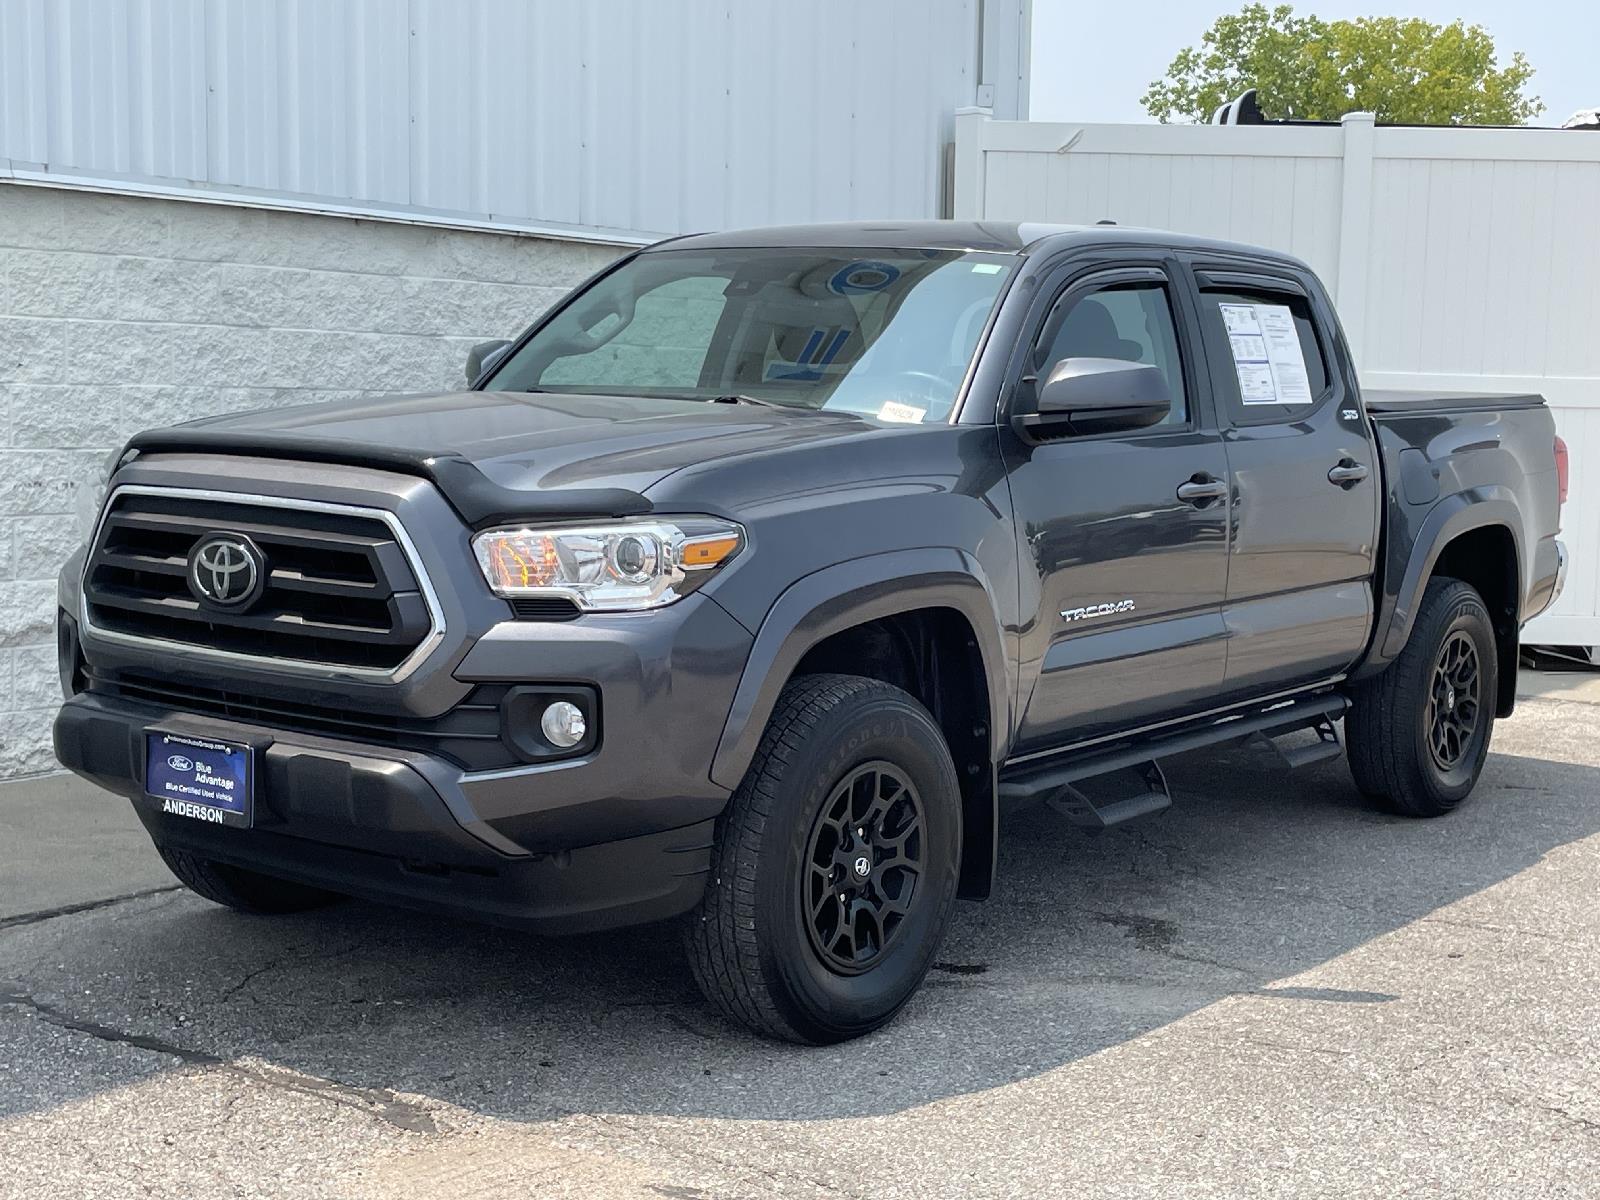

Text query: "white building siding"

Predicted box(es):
[0, 184, 623, 777]
[2, 0, 1029, 242]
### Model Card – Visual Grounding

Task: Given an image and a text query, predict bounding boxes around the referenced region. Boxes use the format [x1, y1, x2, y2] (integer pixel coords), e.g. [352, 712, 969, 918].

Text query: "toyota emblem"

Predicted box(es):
[188, 534, 266, 610]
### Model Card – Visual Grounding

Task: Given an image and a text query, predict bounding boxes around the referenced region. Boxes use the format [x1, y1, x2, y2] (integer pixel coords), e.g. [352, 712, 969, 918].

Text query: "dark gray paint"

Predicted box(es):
[54, 222, 1563, 929]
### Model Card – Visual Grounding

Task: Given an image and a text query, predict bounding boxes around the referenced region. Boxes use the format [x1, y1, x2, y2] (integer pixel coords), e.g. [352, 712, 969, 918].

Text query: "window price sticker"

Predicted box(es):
[1219, 303, 1313, 406]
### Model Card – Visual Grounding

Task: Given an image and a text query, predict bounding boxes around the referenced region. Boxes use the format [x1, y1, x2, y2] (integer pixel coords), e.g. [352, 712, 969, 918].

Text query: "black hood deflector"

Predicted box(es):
[122, 429, 653, 528]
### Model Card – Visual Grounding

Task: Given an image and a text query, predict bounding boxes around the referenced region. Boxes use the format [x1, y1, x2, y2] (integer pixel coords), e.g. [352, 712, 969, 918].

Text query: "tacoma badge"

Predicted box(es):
[1060, 599, 1136, 623]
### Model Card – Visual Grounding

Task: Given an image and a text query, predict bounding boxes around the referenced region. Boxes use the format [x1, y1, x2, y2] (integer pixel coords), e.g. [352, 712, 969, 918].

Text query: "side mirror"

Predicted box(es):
[465, 339, 513, 385]
[1017, 357, 1171, 440]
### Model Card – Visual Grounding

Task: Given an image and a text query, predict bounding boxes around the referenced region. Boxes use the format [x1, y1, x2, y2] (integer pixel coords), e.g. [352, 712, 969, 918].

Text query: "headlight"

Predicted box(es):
[472, 518, 744, 611]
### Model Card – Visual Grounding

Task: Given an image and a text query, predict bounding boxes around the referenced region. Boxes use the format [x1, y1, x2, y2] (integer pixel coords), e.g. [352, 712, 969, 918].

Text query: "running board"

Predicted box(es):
[1042, 760, 1172, 830]
[1247, 711, 1343, 769]
[999, 692, 1350, 811]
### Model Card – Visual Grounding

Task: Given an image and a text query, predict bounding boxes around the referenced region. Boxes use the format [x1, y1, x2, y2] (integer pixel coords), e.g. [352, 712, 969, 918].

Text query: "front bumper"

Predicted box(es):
[56, 453, 757, 933]
[54, 692, 717, 934]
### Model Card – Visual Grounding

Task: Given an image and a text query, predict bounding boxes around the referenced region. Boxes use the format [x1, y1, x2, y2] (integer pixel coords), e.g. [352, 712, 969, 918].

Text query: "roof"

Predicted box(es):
[655, 220, 1312, 266]
[662, 221, 1040, 253]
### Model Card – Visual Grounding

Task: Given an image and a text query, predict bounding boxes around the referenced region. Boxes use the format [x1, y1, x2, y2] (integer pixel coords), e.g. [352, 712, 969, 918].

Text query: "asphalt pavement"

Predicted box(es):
[1, 674, 1597, 1198]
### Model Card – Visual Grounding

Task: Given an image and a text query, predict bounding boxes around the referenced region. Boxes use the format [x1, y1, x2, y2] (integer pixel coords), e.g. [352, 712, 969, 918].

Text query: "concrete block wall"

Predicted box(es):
[0, 184, 623, 780]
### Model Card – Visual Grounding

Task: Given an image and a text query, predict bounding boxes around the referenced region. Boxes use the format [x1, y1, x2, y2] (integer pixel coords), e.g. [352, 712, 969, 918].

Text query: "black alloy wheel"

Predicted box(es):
[1427, 630, 1482, 772]
[803, 761, 926, 975]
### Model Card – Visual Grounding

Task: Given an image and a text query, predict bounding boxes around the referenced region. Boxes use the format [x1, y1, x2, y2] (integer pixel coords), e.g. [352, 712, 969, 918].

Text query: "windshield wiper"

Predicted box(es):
[703, 393, 787, 408]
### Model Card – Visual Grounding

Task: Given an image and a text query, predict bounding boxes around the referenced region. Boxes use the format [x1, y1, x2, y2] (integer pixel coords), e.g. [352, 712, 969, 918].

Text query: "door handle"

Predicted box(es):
[1176, 474, 1229, 506]
[1327, 459, 1369, 488]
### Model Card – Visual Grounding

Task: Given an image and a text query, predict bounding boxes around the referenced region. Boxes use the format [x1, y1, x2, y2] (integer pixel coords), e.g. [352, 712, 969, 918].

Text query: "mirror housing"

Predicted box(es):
[1015, 357, 1171, 441]
[465, 339, 513, 385]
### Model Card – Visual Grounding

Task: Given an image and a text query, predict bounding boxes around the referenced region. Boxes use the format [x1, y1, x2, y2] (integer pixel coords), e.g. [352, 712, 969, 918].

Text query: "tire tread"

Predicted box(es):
[1346, 577, 1493, 816]
[157, 846, 341, 914]
[685, 673, 934, 1041]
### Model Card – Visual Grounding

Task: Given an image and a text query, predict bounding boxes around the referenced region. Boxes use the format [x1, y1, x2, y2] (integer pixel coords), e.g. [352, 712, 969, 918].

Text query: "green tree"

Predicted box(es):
[1143, 4, 1543, 125]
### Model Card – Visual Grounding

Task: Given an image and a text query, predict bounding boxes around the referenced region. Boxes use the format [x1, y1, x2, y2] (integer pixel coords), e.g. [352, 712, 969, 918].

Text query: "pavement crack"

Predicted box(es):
[1537, 1104, 1600, 1135]
[1, 987, 222, 1065]
[229, 1061, 441, 1135]
[219, 941, 366, 1003]
[0, 988, 438, 1135]
[0, 886, 186, 931]
[1240, 1036, 1352, 1058]
[1143, 946, 1256, 976]
[586, 1114, 840, 1198]
[220, 958, 294, 1001]
[1419, 914, 1590, 948]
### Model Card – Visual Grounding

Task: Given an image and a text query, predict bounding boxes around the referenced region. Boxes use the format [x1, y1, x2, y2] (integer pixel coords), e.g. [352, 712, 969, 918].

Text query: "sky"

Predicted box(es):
[1028, 0, 1597, 126]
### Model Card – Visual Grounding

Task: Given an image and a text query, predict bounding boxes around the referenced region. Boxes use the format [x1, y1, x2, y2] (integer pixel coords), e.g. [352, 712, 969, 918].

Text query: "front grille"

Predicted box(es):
[84, 490, 436, 672]
[88, 669, 516, 772]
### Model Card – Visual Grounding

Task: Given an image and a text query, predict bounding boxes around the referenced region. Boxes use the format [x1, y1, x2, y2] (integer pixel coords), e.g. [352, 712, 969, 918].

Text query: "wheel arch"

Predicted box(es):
[710, 549, 1010, 899]
[1365, 492, 1523, 717]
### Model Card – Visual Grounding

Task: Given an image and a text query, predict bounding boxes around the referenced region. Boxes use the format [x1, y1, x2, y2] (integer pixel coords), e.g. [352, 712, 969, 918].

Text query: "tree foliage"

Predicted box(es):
[1143, 4, 1543, 126]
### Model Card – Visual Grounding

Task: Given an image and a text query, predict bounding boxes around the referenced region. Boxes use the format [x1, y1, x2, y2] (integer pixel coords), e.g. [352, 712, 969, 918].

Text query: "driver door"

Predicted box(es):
[1003, 258, 1232, 755]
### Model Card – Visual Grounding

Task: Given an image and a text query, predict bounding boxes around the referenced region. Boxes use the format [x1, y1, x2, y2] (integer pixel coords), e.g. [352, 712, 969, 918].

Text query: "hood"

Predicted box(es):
[130, 390, 892, 524]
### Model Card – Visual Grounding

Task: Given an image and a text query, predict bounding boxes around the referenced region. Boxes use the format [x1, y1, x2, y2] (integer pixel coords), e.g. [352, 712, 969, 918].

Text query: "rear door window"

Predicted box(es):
[1200, 287, 1332, 425]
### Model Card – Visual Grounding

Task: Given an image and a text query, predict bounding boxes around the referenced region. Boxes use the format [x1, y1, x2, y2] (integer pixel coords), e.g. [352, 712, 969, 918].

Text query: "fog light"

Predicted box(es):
[540, 701, 587, 748]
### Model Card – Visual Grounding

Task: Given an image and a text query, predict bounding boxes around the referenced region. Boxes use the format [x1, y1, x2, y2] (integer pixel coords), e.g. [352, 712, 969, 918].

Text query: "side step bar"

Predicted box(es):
[1247, 711, 1344, 769]
[998, 692, 1349, 828]
[1039, 760, 1173, 831]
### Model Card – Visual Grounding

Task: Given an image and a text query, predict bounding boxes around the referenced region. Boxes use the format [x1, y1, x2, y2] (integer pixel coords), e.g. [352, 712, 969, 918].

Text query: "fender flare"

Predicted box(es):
[1372, 491, 1524, 665]
[710, 547, 1010, 792]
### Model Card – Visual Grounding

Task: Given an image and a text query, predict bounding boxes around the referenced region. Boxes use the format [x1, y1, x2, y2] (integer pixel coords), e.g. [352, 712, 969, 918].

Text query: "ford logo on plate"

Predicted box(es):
[167, 754, 194, 772]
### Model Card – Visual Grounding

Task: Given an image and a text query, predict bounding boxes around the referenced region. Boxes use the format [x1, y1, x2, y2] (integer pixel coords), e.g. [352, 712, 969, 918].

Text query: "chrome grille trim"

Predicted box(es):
[79, 484, 447, 682]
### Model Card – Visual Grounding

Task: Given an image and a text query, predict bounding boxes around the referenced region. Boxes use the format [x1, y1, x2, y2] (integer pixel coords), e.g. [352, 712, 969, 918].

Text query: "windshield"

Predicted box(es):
[484, 247, 1017, 423]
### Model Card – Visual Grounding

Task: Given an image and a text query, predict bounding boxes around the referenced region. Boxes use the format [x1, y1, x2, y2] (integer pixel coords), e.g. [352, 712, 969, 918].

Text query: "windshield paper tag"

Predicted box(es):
[1219, 302, 1313, 405]
[878, 401, 926, 424]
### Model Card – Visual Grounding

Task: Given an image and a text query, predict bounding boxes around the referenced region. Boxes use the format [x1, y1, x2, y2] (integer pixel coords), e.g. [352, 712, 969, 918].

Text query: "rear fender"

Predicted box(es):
[1364, 490, 1523, 674]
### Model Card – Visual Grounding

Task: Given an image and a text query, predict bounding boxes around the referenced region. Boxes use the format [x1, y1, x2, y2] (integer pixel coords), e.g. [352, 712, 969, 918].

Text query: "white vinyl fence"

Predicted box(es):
[954, 110, 1600, 648]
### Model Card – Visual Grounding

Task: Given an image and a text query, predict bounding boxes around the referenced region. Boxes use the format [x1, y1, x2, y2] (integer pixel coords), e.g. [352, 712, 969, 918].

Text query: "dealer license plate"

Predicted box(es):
[144, 731, 253, 828]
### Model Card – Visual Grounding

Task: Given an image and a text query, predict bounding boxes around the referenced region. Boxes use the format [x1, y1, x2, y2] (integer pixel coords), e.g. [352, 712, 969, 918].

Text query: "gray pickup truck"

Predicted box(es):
[54, 222, 1565, 1043]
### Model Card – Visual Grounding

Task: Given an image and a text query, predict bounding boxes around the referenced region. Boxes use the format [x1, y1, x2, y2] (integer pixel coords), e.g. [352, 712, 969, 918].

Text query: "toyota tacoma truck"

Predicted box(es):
[54, 222, 1566, 1043]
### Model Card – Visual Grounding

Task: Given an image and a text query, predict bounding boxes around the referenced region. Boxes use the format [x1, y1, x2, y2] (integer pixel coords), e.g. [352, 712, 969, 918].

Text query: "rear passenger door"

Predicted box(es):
[1184, 261, 1382, 696]
[1004, 255, 1232, 755]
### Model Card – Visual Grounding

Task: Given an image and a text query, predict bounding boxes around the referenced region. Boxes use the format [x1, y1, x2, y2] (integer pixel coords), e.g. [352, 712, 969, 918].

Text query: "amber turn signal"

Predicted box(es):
[680, 533, 741, 569]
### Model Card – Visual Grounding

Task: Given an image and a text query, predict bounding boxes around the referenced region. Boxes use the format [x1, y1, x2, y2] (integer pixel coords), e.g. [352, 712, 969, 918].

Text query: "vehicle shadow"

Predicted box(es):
[3, 738, 1597, 1126]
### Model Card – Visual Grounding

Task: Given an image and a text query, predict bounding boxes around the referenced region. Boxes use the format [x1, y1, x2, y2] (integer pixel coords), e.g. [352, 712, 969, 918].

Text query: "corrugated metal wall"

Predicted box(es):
[1, 0, 1029, 242]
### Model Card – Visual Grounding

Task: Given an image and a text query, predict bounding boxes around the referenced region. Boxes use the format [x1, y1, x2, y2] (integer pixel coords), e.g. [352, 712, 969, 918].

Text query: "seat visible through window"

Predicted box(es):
[1033, 283, 1188, 426]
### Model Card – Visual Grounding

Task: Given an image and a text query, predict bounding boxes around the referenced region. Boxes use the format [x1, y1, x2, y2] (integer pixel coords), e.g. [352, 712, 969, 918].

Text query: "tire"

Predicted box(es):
[1346, 577, 1498, 817]
[157, 846, 345, 915]
[685, 673, 963, 1043]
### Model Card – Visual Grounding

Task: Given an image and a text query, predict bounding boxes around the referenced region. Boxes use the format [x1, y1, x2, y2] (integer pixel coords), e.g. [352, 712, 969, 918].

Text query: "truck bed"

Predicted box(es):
[1363, 390, 1545, 414]
[1364, 391, 1561, 669]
